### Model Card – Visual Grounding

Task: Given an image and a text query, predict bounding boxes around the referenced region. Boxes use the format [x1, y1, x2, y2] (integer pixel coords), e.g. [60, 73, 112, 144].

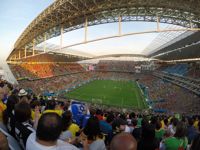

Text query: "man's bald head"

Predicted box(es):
[110, 132, 137, 150]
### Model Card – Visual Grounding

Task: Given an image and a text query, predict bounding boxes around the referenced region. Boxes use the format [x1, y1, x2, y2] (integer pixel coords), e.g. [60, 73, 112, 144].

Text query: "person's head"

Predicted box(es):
[83, 116, 100, 141]
[15, 101, 31, 122]
[18, 89, 28, 98]
[46, 100, 56, 110]
[0, 131, 9, 150]
[129, 112, 136, 119]
[164, 118, 168, 126]
[155, 120, 162, 130]
[106, 113, 114, 124]
[30, 100, 41, 109]
[172, 118, 179, 127]
[191, 135, 200, 150]
[19, 96, 30, 103]
[174, 121, 187, 139]
[36, 113, 62, 142]
[110, 132, 137, 150]
[62, 111, 72, 131]
[188, 118, 194, 126]
[96, 109, 102, 115]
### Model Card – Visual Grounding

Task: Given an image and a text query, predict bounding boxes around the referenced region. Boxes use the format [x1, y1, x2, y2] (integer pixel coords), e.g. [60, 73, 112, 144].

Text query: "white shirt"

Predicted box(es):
[26, 132, 78, 150]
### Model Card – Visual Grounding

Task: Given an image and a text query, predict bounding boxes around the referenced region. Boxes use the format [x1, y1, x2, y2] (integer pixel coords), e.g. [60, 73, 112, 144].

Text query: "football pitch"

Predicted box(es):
[66, 80, 148, 109]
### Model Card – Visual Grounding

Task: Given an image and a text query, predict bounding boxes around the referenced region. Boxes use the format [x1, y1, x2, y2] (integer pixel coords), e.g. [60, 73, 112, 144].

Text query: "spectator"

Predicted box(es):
[162, 121, 188, 150]
[60, 111, 73, 142]
[155, 120, 165, 141]
[110, 132, 137, 150]
[26, 113, 78, 150]
[80, 116, 106, 150]
[43, 100, 62, 116]
[2, 94, 19, 137]
[187, 118, 198, 144]
[137, 123, 159, 150]
[14, 101, 34, 149]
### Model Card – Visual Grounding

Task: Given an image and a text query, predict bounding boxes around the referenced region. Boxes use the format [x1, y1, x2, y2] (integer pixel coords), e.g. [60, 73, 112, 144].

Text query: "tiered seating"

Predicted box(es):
[9, 63, 85, 80]
[163, 63, 189, 75]
[96, 60, 136, 72]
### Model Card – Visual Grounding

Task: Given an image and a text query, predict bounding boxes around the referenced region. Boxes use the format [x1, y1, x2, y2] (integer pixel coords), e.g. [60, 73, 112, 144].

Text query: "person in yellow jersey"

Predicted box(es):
[30, 100, 41, 120]
[43, 100, 63, 116]
[68, 122, 80, 138]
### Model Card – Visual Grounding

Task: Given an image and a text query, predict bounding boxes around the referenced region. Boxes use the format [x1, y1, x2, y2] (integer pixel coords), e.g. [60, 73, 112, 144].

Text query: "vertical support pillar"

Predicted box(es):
[60, 25, 63, 51]
[118, 16, 122, 36]
[84, 17, 88, 43]
[44, 33, 46, 52]
[190, 19, 193, 29]
[18, 50, 21, 59]
[157, 15, 160, 31]
[32, 39, 35, 56]
[24, 46, 27, 58]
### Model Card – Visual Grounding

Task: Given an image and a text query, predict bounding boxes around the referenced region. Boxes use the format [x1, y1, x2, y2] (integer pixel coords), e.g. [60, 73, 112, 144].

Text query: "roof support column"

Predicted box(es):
[24, 46, 27, 58]
[118, 16, 122, 36]
[190, 19, 193, 29]
[157, 15, 160, 31]
[18, 50, 21, 59]
[32, 39, 35, 56]
[84, 17, 88, 43]
[44, 33, 46, 52]
[60, 25, 63, 51]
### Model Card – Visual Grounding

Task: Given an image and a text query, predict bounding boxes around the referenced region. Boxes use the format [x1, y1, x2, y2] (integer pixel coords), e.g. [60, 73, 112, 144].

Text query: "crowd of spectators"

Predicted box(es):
[9, 63, 85, 80]
[1, 79, 200, 150]
[1, 61, 199, 150]
[139, 75, 200, 114]
[96, 60, 147, 73]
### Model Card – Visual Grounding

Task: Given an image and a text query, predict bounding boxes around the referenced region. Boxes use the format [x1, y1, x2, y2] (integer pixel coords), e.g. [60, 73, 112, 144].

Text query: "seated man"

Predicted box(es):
[26, 113, 78, 150]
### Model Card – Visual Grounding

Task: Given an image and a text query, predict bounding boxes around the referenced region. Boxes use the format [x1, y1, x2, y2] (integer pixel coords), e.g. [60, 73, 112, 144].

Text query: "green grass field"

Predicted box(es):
[65, 80, 147, 109]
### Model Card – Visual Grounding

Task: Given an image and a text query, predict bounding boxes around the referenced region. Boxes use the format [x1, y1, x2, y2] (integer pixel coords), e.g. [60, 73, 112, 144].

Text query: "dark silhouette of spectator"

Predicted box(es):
[2, 94, 19, 137]
[14, 101, 34, 149]
[187, 117, 198, 144]
[137, 123, 159, 150]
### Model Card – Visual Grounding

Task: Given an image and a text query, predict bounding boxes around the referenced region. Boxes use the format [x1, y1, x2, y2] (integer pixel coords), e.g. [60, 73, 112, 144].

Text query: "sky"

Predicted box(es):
[0, 0, 173, 60]
[0, 0, 54, 60]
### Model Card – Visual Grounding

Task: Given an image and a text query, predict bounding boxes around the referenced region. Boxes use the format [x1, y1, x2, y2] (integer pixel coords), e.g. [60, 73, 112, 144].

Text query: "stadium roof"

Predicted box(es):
[148, 31, 200, 60]
[7, 0, 200, 61]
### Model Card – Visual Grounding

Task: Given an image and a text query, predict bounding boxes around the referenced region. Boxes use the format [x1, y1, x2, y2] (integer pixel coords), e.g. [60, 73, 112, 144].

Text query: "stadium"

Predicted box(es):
[0, 0, 200, 150]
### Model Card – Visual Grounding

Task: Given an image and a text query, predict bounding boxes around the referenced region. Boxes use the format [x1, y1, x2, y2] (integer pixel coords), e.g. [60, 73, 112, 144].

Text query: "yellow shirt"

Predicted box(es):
[161, 120, 165, 129]
[31, 110, 41, 120]
[42, 109, 63, 116]
[68, 123, 80, 138]
[0, 101, 6, 122]
[194, 120, 199, 129]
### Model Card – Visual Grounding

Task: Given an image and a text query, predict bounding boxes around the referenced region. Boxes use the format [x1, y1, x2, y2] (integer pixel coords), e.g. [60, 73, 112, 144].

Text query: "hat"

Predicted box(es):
[18, 89, 28, 97]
